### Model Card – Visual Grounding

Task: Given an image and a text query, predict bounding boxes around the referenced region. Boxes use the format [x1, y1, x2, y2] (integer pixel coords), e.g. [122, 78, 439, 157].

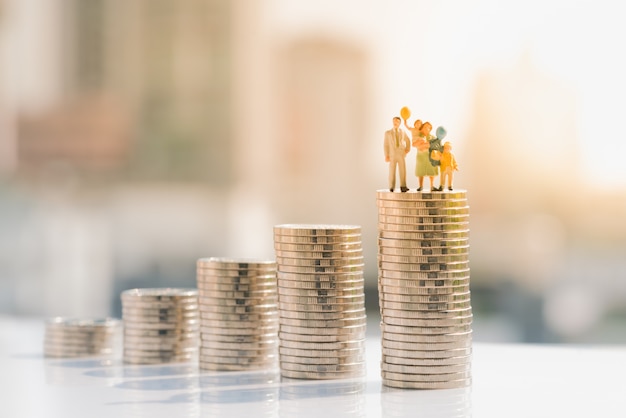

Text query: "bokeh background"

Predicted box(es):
[1, 0, 625, 343]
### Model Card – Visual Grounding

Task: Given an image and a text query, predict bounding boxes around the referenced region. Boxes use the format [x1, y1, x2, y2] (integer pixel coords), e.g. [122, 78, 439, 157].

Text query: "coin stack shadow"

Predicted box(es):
[377, 190, 472, 389]
[44, 317, 122, 358]
[273, 224, 367, 380]
[121, 288, 200, 364]
[196, 257, 279, 371]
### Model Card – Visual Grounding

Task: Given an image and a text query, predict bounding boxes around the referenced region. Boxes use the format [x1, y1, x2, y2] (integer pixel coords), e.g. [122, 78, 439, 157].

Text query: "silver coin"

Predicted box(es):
[199, 362, 276, 372]
[200, 333, 276, 344]
[380, 300, 471, 311]
[382, 377, 471, 389]
[277, 264, 364, 274]
[381, 341, 472, 354]
[198, 311, 278, 322]
[379, 269, 470, 280]
[378, 214, 470, 225]
[274, 249, 363, 259]
[378, 230, 470, 240]
[383, 338, 472, 352]
[44, 348, 115, 358]
[273, 234, 362, 244]
[198, 288, 276, 299]
[123, 330, 197, 340]
[378, 277, 470, 288]
[280, 323, 366, 336]
[200, 324, 278, 339]
[122, 314, 201, 325]
[199, 347, 277, 358]
[378, 206, 470, 216]
[44, 328, 119, 338]
[380, 291, 471, 304]
[198, 354, 276, 364]
[198, 303, 277, 314]
[380, 323, 472, 335]
[277, 286, 363, 297]
[382, 346, 472, 366]
[274, 245, 363, 255]
[381, 362, 471, 375]
[381, 370, 471, 383]
[380, 307, 473, 320]
[279, 354, 365, 365]
[43, 342, 115, 352]
[123, 353, 197, 364]
[122, 307, 199, 322]
[274, 224, 361, 236]
[124, 345, 198, 355]
[124, 341, 199, 351]
[378, 238, 469, 248]
[121, 327, 197, 337]
[279, 316, 367, 329]
[280, 361, 365, 373]
[380, 284, 470, 296]
[122, 322, 200, 332]
[278, 294, 365, 305]
[278, 308, 366, 321]
[277, 271, 364, 281]
[278, 301, 364, 313]
[378, 222, 470, 233]
[196, 281, 276, 292]
[376, 189, 467, 199]
[197, 296, 278, 307]
[196, 268, 276, 278]
[278, 346, 364, 358]
[121, 300, 199, 310]
[379, 245, 470, 257]
[121, 305, 199, 315]
[382, 330, 472, 344]
[276, 256, 364, 267]
[197, 257, 276, 268]
[280, 369, 365, 380]
[382, 314, 473, 328]
[377, 254, 468, 264]
[200, 340, 278, 351]
[280, 339, 364, 351]
[279, 331, 365, 344]
[379, 260, 470, 272]
[277, 278, 364, 290]
[121, 288, 197, 299]
[376, 199, 468, 209]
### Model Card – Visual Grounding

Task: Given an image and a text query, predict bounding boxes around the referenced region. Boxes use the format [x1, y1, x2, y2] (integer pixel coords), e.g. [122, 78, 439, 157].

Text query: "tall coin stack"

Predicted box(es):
[274, 224, 367, 380]
[44, 317, 122, 358]
[377, 190, 472, 389]
[196, 257, 279, 371]
[121, 288, 200, 364]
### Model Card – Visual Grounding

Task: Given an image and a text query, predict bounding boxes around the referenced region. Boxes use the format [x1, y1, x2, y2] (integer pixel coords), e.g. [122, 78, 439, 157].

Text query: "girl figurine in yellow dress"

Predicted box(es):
[439, 141, 459, 191]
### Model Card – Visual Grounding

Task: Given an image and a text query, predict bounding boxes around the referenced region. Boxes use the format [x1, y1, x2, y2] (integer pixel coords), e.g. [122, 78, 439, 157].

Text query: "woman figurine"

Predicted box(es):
[412, 121, 439, 191]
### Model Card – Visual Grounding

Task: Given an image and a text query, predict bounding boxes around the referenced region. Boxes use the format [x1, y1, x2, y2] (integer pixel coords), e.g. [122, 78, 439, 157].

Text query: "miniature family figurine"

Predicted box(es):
[384, 108, 458, 192]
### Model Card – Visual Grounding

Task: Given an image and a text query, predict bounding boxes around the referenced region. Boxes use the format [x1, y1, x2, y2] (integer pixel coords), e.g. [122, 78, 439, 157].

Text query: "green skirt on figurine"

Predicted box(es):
[415, 150, 439, 176]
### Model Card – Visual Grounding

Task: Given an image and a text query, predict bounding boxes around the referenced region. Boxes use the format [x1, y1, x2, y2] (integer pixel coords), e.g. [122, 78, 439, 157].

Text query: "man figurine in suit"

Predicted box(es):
[384, 116, 411, 192]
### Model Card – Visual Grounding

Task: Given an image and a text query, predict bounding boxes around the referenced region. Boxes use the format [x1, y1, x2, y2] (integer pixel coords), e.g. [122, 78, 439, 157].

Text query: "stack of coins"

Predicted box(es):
[377, 190, 472, 389]
[44, 317, 122, 358]
[196, 257, 279, 371]
[121, 288, 200, 364]
[274, 224, 367, 380]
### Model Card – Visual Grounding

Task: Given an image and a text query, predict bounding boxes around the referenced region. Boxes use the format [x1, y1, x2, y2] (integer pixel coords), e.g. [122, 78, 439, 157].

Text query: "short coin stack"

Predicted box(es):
[44, 317, 122, 358]
[274, 224, 367, 380]
[121, 288, 200, 364]
[196, 257, 279, 371]
[377, 190, 472, 389]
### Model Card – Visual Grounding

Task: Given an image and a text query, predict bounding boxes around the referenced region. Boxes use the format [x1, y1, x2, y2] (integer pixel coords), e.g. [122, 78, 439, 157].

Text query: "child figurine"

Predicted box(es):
[414, 121, 439, 191]
[430, 126, 446, 191]
[439, 141, 459, 191]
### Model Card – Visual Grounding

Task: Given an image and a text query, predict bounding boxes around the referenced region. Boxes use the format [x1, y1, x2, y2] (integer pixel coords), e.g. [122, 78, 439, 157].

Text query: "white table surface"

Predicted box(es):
[1, 316, 625, 418]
